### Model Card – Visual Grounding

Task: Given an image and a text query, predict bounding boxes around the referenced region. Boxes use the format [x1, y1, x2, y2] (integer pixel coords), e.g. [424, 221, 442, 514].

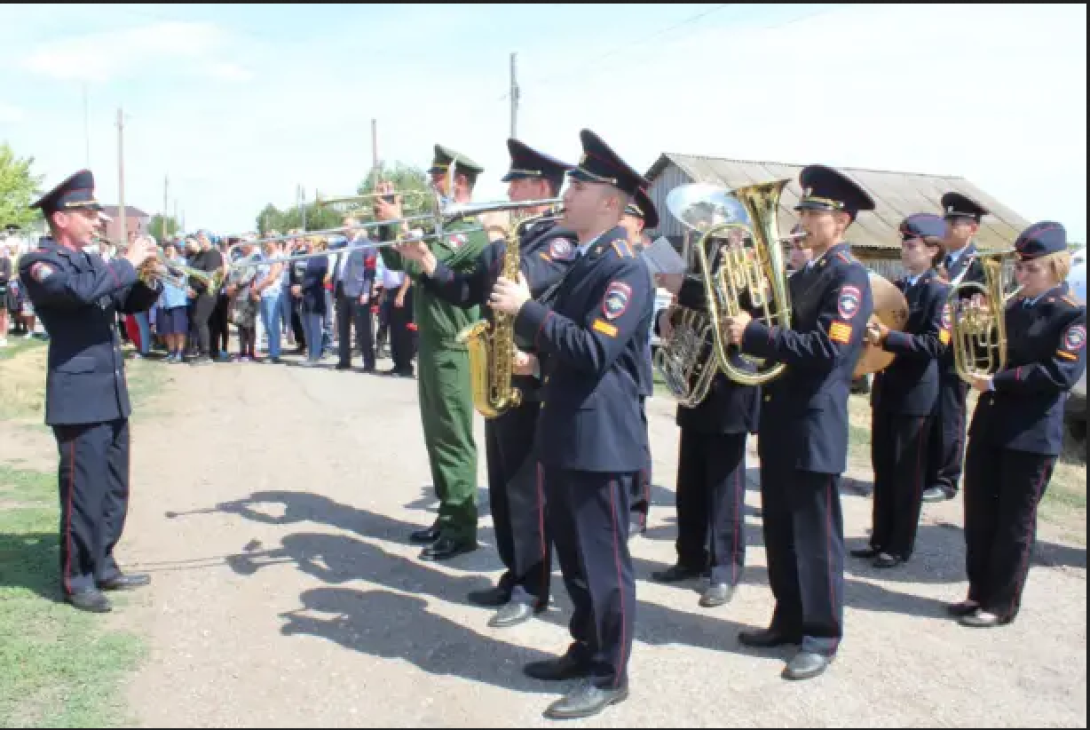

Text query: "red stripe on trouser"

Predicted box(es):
[64, 439, 75, 595]
[825, 477, 839, 648]
[608, 479, 628, 689]
[731, 461, 742, 585]
[536, 463, 547, 603]
[1007, 459, 1053, 618]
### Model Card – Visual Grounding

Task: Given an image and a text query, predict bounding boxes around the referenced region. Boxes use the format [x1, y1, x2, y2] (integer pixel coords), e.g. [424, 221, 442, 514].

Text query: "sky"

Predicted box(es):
[1, 3, 1086, 240]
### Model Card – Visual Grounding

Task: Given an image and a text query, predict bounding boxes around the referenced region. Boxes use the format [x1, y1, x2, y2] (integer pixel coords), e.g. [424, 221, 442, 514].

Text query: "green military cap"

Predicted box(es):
[427, 144, 484, 176]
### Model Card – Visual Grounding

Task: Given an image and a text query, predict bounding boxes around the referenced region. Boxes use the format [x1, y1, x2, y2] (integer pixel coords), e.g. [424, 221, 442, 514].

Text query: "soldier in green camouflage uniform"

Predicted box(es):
[377, 145, 490, 561]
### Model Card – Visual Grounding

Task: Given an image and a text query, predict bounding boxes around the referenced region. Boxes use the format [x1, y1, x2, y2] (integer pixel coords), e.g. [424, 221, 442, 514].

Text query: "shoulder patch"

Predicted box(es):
[548, 238, 575, 261]
[448, 234, 466, 249]
[1062, 324, 1086, 353]
[838, 285, 863, 320]
[29, 262, 55, 282]
[602, 281, 632, 321]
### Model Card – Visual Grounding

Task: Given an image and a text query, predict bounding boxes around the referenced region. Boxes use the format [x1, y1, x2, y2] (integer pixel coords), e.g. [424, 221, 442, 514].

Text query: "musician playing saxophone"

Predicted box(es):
[394, 139, 577, 629]
[951, 222, 1086, 629]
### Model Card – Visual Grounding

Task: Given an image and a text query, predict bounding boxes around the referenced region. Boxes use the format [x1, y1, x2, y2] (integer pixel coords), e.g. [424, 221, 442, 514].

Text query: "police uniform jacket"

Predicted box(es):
[872, 269, 950, 416]
[422, 215, 577, 400]
[971, 285, 1087, 456]
[514, 226, 654, 472]
[662, 276, 760, 435]
[18, 238, 161, 426]
[740, 243, 873, 474]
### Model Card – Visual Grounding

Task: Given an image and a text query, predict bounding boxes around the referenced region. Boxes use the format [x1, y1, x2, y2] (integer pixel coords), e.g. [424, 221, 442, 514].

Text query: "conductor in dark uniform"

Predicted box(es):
[953, 222, 1086, 628]
[651, 268, 760, 607]
[395, 138, 578, 629]
[17, 170, 160, 613]
[925, 192, 991, 502]
[490, 129, 654, 720]
[853, 214, 950, 569]
[723, 165, 876, 681]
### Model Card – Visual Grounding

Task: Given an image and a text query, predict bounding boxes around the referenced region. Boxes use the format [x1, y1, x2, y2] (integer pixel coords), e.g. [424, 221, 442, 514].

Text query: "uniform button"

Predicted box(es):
[764, 395, 772, 403]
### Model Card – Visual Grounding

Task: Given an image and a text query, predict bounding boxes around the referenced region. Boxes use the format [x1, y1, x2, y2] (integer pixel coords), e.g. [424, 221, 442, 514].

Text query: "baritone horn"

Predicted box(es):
[946, 249, 1020, 383]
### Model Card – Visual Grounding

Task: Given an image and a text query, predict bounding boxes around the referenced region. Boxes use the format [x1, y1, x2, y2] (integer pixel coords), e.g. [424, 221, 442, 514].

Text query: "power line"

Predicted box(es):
[498, 3, 733, 101]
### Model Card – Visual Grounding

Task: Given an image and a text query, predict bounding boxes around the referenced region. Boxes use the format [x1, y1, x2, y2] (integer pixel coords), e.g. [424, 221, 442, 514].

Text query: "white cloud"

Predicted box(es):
[19, 21, 245, 84]
[0, 104, 26, 123]
[201, 62, 254, 84]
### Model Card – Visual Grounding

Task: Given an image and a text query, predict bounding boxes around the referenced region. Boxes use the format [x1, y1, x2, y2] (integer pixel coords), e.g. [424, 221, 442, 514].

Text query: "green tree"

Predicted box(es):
[0, 143, 44, 228]
[357, 161, 431, 215]
[148, 214, 180, 241]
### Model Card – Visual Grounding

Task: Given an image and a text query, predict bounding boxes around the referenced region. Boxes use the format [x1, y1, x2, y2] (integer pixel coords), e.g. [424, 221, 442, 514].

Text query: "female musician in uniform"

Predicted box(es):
[854, 214, 949, 569]
[952, 222, 1086, 628]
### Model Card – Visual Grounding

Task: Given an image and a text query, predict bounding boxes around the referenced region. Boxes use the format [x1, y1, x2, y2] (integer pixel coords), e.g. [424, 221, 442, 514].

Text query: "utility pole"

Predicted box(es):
[173, 199, 179, 236]
[117, 108, 127, 244]
[371, 118, 379, 176]
[300, 184, 307, 231]
[83, 83, 90, 168]
[162, 175, 169, 241]
[509, 52, 519, 138]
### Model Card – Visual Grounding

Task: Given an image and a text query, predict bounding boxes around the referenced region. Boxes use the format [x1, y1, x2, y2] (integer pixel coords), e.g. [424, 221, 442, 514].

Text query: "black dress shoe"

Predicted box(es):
[922, 487, 948, 503]
[488, 602, 539, 629]
[524, 653, 591, 682]
[467, 585, 510, 607]
[66, 590, 112, 613]
[738, 628, 800, 649]
[98, 573, 151, 591]
[873, 553, 904, 569]
[544, 680, 629, 720]
[947, 600, 981, 618]
[959, 610, 1007, 629]
[651, 564, 704, 583]
[409, 524, 442, 545]
[783, 651, 832, 681]
[850, 546, 882, 559]
[699, 582, 736, 608]
[419, 536, 477, 562]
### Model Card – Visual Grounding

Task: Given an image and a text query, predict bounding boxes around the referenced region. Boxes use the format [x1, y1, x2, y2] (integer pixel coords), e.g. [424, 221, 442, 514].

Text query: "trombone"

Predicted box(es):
[224, 194, 563, 272]
[114, 240, 222, 292]
[316, 189, 432, 217]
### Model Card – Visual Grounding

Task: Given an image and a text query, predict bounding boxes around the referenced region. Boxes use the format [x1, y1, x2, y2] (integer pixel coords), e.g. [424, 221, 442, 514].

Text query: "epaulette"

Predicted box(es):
[1061, 295, 1080, 307]
[835, 251, 858, 266]
[596, 237, 635, 260]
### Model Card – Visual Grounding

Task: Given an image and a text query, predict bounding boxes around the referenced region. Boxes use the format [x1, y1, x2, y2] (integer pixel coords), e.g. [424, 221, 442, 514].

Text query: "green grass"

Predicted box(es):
[0, 465, 145, 728]
[0, 335, 46, 362]
[0, 343, 165, 728]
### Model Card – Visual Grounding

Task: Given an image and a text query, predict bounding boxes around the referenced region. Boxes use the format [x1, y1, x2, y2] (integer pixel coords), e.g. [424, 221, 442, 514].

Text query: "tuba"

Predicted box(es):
[654, 180, 796, 402]
[454, 198, 562, 419]
[946, 249, 1021, 383]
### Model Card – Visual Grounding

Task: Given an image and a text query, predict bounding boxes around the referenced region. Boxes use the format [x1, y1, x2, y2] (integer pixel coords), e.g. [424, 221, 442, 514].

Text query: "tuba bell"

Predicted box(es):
[946, 249, 1021, 383]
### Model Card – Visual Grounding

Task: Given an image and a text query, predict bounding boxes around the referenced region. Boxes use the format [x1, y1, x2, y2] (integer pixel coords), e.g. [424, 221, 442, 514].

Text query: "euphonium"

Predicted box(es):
[947, 249, 1020, 383]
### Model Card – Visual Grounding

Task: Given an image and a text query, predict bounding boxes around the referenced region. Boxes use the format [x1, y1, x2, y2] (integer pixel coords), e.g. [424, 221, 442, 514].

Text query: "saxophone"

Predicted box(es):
[457, 212, 541, 419]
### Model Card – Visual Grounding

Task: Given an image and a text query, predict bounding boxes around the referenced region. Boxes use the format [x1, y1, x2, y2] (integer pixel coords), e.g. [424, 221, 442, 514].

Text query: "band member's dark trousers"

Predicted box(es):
[389, 289, 415, 373]
[963, 439, 1056, 622]
[544, 468, 636, 690]
[927, 374, 968, 497]
[335, 287, 375, 369]
[53, 419, 131, 595]
[210, 293, 230, 354]
[190, 293, 216, 357]
[628, 397, 652, 529]
[758, 451, 845, 656]
[290, 300, 306, 349]
[870, 411, 932, 560]
[484, 403, 550, 607]
[675, 430, 748, 586]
